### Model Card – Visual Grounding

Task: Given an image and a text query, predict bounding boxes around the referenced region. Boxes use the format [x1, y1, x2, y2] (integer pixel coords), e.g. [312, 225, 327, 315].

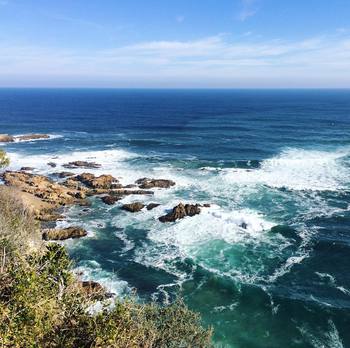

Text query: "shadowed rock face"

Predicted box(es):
[63, 161, 101, 169]
[42, 227, 87, 241]
[0, 134, 14, 142]
[135, 178, 175, 189]
[121, 202, 145, 212]
[159, 203, 201, 222]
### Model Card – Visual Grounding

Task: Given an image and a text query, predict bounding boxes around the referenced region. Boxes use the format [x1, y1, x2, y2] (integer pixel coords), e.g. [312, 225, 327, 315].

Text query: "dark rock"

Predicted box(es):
[146, 203, 160, 210]
[159, 203, 201, 223]
[107, 189, 154, 196]
[47, 162, 57, 168]
[101, 195, 121, 205]
[135, 177, 175, 189]
[20, 167, 34, 171]
[121, 202, 145, 212]
[63, 161, 101, 169]
[42, 226, 88, 241]
[240, 222, 248, 229]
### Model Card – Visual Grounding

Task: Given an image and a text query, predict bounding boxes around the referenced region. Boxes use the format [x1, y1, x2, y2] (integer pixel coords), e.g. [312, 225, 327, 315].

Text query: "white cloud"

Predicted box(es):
[0, 32, 350, 87]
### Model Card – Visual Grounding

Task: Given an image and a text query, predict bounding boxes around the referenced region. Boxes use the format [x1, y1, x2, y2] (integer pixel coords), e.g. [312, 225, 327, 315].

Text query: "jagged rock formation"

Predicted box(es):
[159, 203, 201, 222]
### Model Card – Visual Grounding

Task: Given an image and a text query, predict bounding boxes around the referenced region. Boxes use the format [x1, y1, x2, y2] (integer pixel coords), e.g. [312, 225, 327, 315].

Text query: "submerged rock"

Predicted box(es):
[42, 226, 87, 241]
[63, 161, 101, 169]
[0, 134, 14, 142]
[146, 203, 160, 210]
[135, 178, 175, 189]
[159, 203, 201, 222]
[47, 162, 57, 168]
[20, 167, 34, 171]
[121, 202, 145, 212]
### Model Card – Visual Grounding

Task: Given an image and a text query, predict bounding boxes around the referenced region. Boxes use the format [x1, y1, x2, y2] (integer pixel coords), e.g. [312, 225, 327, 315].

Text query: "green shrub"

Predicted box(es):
[0, 189, 212, 347]
[0, 149, 9, 169]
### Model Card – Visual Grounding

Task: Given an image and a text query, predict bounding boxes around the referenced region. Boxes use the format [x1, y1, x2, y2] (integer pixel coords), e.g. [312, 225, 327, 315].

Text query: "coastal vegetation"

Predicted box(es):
[0, 150, 212, 347]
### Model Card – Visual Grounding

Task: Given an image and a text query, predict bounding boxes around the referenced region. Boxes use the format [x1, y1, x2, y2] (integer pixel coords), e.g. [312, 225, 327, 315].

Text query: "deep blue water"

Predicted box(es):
[1, 89, 350, 347]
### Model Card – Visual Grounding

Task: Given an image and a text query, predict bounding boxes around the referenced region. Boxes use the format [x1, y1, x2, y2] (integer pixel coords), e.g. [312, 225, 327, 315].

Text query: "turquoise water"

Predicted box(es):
[1, 89, 350, 347]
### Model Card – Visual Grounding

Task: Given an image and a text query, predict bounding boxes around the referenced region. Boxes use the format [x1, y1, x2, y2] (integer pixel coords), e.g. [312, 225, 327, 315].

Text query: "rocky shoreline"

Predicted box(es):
[0, 155, 210, 295]
[0, 158, 209, 229]
[0, 133, 51, 143]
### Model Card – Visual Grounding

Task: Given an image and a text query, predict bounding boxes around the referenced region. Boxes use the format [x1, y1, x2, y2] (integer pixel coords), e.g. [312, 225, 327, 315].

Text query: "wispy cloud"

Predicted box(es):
[1, 32, 350, 87]
[238, 0, 259, 21]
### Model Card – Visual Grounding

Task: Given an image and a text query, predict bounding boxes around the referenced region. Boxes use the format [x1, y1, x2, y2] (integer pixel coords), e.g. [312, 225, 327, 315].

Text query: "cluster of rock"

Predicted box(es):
[63, 161, 102, 169]
[1, 161, 210, 245]
[42, 227, 87, 241]
[158, 203, 202, 222]
[1, 171, 88, 208]
[135, 178, 175, 189]
[0, 133, 50, 142]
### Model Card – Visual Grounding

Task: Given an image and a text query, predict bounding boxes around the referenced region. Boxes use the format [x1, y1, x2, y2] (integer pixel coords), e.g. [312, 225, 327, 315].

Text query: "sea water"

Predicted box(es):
[1, 88, 350, 347]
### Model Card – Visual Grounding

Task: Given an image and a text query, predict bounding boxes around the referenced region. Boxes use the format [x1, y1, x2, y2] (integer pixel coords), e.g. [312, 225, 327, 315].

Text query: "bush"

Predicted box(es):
[0, 189, 212, 347]
[0, 149, 9, 169]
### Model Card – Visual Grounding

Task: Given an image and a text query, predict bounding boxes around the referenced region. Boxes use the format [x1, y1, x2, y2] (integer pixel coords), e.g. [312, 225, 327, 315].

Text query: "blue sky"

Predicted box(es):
[1, 0, 350, 87]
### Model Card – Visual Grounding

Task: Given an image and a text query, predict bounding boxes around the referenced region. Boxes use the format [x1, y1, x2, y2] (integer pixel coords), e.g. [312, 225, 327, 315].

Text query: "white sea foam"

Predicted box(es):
[74, 261, 130, 297]
[298, 320, 344, 348]
[13, 134, 63, 143]
[222, 147, 350, 191]
[149, 206, 276, 247]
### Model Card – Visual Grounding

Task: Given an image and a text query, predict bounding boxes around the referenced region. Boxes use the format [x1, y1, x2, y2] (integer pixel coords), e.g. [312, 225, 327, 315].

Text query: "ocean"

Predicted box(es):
[1, 88, 350, 348]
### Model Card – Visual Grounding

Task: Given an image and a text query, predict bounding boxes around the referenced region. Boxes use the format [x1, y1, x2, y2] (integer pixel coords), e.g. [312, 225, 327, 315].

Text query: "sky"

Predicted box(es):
[1, 0, 350, 88]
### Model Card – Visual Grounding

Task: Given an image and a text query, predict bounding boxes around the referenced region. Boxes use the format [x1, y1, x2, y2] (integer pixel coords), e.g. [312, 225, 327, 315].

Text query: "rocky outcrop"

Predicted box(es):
[2, 171, 88, 207]
[16, 134, 50, 141]
[0, 134, 14, 142]
[159, 203, 201, 222]
[76, 173, 121, 189]
[101, 195, 121, 205]
[135, 178, 175, 189]
[42, 226, 87, 241]
[121, 202, 145, 212]
[79, 281, 113, 300]
[37, 211, 65, 222]
[63, 161, 101, 169]
[47, 162, 57, 168]
[146, 203, 160, 210]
